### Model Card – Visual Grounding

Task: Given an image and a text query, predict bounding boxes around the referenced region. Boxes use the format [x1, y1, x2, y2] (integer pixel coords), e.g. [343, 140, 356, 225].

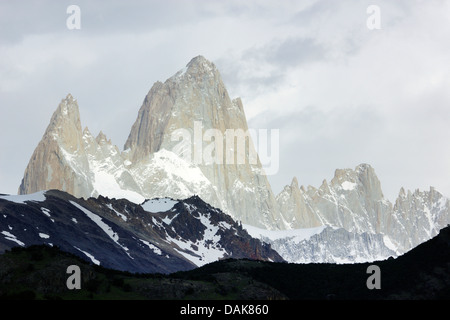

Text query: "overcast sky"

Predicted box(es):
[1, 0, 449, 201]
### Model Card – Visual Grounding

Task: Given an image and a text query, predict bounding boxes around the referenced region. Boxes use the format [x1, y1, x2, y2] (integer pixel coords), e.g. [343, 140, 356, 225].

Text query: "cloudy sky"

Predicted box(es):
[1, 0, 449, 201]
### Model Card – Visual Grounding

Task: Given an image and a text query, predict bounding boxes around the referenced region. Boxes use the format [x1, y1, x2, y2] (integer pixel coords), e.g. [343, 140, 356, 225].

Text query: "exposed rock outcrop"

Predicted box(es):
[275, 164, 450, 257]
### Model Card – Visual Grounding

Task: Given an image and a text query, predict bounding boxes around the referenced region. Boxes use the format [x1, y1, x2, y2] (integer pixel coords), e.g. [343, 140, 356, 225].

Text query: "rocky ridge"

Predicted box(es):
[0, 190, 283, 273]
[271, 164, 450, 262]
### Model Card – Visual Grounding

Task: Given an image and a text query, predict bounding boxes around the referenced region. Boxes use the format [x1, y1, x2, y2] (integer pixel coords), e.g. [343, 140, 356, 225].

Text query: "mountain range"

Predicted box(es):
[10, 55, 450, 265]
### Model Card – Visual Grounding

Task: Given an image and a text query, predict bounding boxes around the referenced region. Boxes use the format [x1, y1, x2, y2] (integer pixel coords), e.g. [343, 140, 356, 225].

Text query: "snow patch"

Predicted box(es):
[124, 160, 132, 166]
[74, 246, 100, 265]
[142, 198, 178, 213]
[106, 203, 127, 221]
[1, 231, 25, 246]
[243, 224, 326, 243]
[162, 213, 179, 225]
[135, 149, 213, 200]
[139, 239, 162, 255]
[341, 181, 357, 191]
[383, 235, 399, 254]
[165, 212, 227, 267]
[41, 207, 51, 217]
[92, 170, 145, 204]
[70, 201, 131, 255]
[218, 221, 232, 230]
[0, 191, 46, 204]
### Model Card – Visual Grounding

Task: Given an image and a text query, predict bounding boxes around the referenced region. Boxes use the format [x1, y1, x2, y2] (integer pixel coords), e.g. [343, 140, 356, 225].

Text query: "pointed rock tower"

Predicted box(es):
[275, 177, 323, 228]
[18, 57, 286, 229]
[276, 164, 392, 232]
[18, 94, 144, 203]
[18, 94, 93, 196]
[124, 56, 285, 229]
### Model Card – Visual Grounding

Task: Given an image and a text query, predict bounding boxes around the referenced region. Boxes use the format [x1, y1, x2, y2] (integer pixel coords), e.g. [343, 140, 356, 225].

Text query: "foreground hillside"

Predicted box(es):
[1, 224, 449, 300]
[0, 190, 283, 274]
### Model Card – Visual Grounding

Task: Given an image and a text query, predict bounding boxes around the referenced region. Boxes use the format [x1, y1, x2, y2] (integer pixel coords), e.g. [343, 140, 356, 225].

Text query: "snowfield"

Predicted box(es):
[243, 224, 326, 243]
[141, 198, 179, 213]
[0, 191, 47, 204]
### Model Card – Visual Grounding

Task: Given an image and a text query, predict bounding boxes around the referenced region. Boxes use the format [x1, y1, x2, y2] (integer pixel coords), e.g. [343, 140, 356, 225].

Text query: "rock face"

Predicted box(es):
[276, 177, 323, 228]
[0, 190, 283, 273]
[124, 56, 283, 229]
[18, 94, 93, 198]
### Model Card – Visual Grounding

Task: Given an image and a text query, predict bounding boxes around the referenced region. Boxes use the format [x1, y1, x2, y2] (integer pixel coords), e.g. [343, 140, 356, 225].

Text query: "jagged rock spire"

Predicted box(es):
[123, 56, 282, 229]
[19, 57, 284, 229]
[18, 93, 92, 196]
